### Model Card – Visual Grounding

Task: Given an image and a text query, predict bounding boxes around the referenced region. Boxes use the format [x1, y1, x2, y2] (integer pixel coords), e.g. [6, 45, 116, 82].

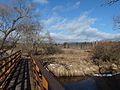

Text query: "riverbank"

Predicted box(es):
[40, 48, 98, 76]
[38, 48, 120, 77]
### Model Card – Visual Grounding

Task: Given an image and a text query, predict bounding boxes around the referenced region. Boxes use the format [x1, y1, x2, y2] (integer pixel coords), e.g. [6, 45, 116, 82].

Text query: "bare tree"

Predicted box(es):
[0, 0, 35, 52]
[8, 32, 21, 53]
[45, 31, 54, 44]
[16, 19, 42, 52]
[104, 0, 119, 5]
[103, 0, 120, 30]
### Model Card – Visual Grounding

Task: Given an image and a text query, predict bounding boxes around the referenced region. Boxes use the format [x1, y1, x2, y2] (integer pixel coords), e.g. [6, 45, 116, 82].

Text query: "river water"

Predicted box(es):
[57, 74, 120, 90]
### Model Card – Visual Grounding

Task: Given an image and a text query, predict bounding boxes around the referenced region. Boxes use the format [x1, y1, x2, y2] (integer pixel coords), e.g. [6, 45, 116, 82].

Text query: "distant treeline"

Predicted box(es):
[54, 41, 120, 49]
[62, 42, 97, 49]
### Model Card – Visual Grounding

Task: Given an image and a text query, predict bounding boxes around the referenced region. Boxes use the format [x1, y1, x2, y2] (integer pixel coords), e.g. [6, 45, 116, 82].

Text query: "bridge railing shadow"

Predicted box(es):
[2, 58, 31, 90]
[0, 50, 21, 89]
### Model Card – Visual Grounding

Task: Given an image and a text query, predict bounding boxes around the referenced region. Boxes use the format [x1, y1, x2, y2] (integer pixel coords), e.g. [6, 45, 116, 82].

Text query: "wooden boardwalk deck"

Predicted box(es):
[2, 58, 32, 90]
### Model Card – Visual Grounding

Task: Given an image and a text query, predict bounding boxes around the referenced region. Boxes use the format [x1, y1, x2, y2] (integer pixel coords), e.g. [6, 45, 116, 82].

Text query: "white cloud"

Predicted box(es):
[42, 16, 66, 28]
[51, 1, 81, 14]
[52, 5, 63, 11]
[33, 0, 48, 4]
[42, 12, 120, 43]
[73, 1, 80, 8]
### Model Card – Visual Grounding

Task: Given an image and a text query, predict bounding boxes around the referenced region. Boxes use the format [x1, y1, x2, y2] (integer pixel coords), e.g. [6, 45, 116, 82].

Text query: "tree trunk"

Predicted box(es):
[0, 34, 8, 50]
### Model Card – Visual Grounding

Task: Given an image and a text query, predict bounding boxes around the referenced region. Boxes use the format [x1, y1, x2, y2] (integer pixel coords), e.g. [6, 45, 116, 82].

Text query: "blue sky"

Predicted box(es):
[1, 0, 120, 43]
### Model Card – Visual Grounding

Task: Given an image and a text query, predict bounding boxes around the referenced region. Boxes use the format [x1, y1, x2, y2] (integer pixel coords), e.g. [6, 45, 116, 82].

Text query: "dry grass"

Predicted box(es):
[32, 47, 120, 76]
[47, 49, 90, 65]
[42, 48, 99, 76]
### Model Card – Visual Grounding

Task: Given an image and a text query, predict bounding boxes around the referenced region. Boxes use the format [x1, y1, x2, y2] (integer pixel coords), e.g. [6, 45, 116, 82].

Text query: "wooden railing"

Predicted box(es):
[31, 56, 65, 90]
[0, 50, 22, 88]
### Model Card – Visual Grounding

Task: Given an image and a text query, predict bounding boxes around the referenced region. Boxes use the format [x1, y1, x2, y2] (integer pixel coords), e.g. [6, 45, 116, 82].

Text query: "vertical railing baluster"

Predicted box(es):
[0, 50, 22, 88]
[30, 57, 65, 90]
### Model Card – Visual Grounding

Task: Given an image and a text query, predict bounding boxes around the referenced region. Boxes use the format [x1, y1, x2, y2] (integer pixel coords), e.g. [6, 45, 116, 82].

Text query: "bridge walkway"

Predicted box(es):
[0, 50, 65, 90]
[2, 58, 32, 90]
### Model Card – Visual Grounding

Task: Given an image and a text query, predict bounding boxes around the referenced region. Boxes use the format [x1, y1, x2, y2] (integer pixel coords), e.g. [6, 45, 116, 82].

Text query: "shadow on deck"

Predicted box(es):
[3, 59, 31, 90]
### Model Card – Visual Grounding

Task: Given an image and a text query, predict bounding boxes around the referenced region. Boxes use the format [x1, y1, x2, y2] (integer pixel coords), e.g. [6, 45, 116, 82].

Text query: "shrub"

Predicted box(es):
[44, 44, 63, 55]
[110, 44, 120, 64]
[92, 42, 120, 65]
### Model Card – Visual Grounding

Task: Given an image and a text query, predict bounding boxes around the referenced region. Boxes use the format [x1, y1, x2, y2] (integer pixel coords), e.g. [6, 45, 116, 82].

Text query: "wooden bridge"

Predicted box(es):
[0, 50, 65, 90]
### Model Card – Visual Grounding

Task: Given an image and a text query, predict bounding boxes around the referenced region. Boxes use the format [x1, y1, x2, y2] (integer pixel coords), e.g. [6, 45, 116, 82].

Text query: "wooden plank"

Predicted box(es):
[0, 50, 22, 87]
[42, 75, 48, 90]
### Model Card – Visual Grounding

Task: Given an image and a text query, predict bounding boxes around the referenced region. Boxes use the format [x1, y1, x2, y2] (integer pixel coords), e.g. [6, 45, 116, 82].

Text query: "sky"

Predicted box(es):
[1, 0, 120, 43]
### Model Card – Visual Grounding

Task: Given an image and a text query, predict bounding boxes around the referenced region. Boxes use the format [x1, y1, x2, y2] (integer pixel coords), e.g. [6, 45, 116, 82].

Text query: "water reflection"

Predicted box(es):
[57, 74, 120, 90]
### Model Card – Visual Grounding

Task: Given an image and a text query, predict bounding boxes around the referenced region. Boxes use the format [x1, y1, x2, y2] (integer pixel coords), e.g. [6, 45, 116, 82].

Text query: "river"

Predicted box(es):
[57, 74, 120, 90]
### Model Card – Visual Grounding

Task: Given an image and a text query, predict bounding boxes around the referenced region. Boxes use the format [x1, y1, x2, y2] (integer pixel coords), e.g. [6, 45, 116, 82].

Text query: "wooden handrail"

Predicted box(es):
[31, 56, 65, 90]
[0, 50, 22, 88]
[0, 50, 21, 61]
